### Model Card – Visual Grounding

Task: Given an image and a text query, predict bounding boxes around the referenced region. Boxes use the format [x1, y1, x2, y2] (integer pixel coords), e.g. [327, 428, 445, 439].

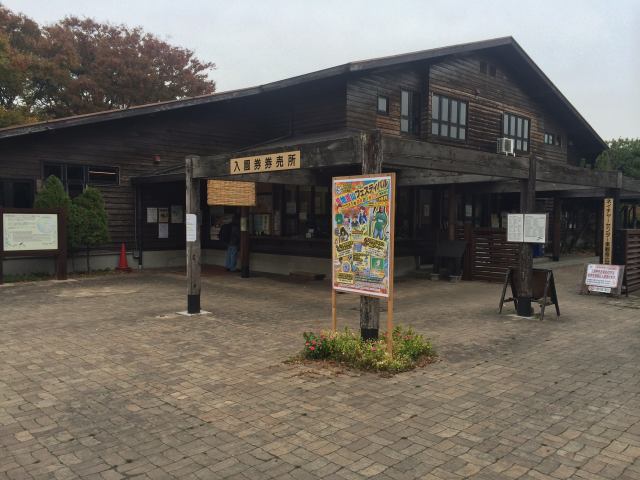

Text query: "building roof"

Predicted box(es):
[0, 36, 606, 152]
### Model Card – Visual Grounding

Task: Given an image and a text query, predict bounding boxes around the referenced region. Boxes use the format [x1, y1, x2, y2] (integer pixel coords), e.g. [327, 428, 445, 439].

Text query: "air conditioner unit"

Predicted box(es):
[497, 137, 515, 156]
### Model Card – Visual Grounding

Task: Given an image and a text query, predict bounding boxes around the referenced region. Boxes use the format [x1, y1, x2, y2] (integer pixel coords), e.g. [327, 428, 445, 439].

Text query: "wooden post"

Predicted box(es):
[240, 206, 250, 278]
[516, 155, 536, 317]
[359, 131, 383, 341]
[186, 155, 201, 314]
[386, 173, 397, 355]
[56, 209, 68, 280]
[447, 184, 456, 241]
[0, 211, 3, 285]
[552, 197, 562, 262]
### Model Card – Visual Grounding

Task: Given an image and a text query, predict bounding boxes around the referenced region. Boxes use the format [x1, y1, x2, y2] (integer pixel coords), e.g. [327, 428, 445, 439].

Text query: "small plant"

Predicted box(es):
[299, 326, 435, 373]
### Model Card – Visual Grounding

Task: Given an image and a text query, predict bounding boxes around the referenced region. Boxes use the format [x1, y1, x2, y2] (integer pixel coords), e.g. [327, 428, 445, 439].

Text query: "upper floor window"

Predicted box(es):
[377, 95, 389, 115]
[43, 163, 119, 198]
[431, 94, 467, 141]
[544, 132, 561, 147]
[502, 113, 530, 152]
[400, 90, 420, 135]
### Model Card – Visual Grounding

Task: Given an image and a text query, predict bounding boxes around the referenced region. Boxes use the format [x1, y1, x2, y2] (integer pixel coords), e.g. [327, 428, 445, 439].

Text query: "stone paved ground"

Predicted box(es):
[1, 263, 640, 480]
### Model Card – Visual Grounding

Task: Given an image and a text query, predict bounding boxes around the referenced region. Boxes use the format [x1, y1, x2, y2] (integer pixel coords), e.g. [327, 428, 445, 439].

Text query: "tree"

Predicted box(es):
[34, 175, 71, 214]
[0, 5, 216, 125]
[595, 138, 640, 179]
[72, 187, 109, 272]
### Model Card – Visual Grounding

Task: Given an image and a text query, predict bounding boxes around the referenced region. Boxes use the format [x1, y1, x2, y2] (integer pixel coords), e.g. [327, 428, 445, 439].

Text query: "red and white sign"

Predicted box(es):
[585, 264, 622, 289]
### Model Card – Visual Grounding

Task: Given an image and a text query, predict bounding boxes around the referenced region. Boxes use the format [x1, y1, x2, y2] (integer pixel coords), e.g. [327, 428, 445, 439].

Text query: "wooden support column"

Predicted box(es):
[56, 209, 68, 280]
[463, 211, 473, 281]
[240, 206, 250, 278]
[552, 197, 562, 261]
[186, 155, 201, 314]
[447, 184, 456, 241]
[517, 155, 536, 317]
[360, 131, 383, 341]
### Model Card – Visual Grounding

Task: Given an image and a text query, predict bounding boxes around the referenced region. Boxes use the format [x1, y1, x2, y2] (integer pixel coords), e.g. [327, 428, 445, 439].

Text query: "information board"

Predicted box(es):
[507, 214, 524, 242]
[2, 213, 58, 251]
[186, 214, 197, 242]
[332, 174, 395, 298]
[524, 213, 547, 243]
[582, 263, 624, 294]
[507, 213, 547, 244]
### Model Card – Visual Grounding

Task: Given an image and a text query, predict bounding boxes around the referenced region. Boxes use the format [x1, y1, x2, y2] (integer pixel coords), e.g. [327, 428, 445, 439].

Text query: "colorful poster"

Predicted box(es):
[332, 174, 395, 298]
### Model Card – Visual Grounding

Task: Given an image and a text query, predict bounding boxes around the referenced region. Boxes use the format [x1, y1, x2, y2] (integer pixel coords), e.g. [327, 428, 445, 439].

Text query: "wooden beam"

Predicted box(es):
[208, 170, 316, 185]
[516, 155, 536, 317]
[359, 131, 382, 341]
[397, 169, 502, 186]
[382, 136, 623, 189]
[185, 155, 201, 314]
[192, 135, 358, 179]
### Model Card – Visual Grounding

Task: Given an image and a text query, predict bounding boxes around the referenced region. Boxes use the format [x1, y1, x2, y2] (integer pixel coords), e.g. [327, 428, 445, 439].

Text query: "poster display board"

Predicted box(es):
[507, 213, 547, 244]
[331, 174, 395, 298]
[581, 263, 625, 295]
[2, 213, 58, 251]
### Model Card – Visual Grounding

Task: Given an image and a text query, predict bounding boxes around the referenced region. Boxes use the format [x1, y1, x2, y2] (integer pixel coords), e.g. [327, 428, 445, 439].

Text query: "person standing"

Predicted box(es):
[221, 215, 241, 272]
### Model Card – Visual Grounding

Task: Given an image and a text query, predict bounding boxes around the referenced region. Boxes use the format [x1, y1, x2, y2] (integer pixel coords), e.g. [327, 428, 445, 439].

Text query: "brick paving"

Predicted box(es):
[1, 263, 640, 479]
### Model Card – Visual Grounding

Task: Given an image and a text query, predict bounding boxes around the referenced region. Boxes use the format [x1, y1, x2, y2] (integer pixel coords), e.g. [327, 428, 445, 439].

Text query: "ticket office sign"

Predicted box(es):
[332, 174, 395, 298]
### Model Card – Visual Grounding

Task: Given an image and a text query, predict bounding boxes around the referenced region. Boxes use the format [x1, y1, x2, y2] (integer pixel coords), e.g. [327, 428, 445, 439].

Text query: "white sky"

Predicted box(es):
[3, 0, 639, 140]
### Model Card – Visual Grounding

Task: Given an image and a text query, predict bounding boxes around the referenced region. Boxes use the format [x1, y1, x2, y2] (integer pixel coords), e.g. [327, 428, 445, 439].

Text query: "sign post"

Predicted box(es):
[603, 197, 614, 265]
[331, 172, 396, 353]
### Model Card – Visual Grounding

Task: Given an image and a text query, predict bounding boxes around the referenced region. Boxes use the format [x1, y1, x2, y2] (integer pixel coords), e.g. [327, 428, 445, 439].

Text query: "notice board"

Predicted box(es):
[331, 174, 395, 298]
[2, 213, 58, 251]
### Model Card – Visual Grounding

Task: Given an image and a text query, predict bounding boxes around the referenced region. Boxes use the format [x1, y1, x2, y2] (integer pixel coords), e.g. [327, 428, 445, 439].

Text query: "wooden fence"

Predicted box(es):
[456, 227, 520, 282]
[621, 229, 640, 294]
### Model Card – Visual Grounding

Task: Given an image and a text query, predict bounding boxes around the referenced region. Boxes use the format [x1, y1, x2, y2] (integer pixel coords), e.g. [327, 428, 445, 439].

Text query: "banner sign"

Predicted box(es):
[2, 213, 58, 251]
[230, 150, 300, 175]
[582, 263, 624, 295]
[331, 174, 395, 298]
[603, 198, 614, 264]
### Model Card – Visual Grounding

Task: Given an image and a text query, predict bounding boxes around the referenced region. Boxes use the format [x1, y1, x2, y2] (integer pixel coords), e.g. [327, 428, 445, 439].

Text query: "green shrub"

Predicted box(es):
[300, 326, 435, 373]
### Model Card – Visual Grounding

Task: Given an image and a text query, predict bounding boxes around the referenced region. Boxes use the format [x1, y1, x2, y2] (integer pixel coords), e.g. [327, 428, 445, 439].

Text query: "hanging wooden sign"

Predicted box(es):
[229, 150, 300, 175]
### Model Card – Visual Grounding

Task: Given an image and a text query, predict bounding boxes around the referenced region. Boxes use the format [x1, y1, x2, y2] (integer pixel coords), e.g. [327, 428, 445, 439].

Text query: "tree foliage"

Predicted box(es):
[595, 138, 640, 179]
[33, 175, 71, 214]
[0, 5, 215, 126]
[72, 187, 109, 271]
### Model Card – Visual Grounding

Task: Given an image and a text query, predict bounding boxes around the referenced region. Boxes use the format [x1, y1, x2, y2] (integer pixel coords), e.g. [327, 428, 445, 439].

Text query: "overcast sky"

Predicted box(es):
[4, 0, 639, 140]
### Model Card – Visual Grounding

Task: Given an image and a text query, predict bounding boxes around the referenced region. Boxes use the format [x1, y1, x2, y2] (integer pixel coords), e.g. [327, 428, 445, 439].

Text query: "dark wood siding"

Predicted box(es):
[346, 66, 425, 136]
[428, 53, 569, 162]
[0, 78, 347, 249]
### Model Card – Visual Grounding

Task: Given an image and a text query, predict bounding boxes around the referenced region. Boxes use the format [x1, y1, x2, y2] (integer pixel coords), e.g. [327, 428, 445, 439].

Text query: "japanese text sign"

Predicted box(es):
[230, 150, 300, 175]
[332, 174, 395, 298]
[603, 198, 613, 265]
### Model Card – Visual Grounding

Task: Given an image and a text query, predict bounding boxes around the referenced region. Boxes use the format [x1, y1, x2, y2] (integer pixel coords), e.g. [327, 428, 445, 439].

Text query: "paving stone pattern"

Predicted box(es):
[1, 264, 640, 479]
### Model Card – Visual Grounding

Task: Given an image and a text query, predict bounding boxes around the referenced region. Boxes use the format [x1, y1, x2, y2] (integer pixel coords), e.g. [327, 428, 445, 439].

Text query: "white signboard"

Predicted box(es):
[585, 264, 621, 288]
[2, 213, 58, 251]
[524, 213, 547, 243]
[507, 214, 524, 242]
[158, 223, 169, 239]
[186, 214, 197, 242]
[146, 207, 158, 223]
[507, 213, 547, 244]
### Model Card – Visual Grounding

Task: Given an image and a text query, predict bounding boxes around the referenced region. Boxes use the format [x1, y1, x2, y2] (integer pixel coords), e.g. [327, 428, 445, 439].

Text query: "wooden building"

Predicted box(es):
[1, 37, 638, 278]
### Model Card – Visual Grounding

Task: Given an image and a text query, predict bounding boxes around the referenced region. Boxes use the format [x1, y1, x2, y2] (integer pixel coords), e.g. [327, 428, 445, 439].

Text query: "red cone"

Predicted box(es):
[116, 242, 132, 272]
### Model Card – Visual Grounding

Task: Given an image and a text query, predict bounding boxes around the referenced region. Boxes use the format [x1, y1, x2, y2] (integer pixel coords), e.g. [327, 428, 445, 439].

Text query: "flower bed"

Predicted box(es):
[299, 326, 435, 373]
